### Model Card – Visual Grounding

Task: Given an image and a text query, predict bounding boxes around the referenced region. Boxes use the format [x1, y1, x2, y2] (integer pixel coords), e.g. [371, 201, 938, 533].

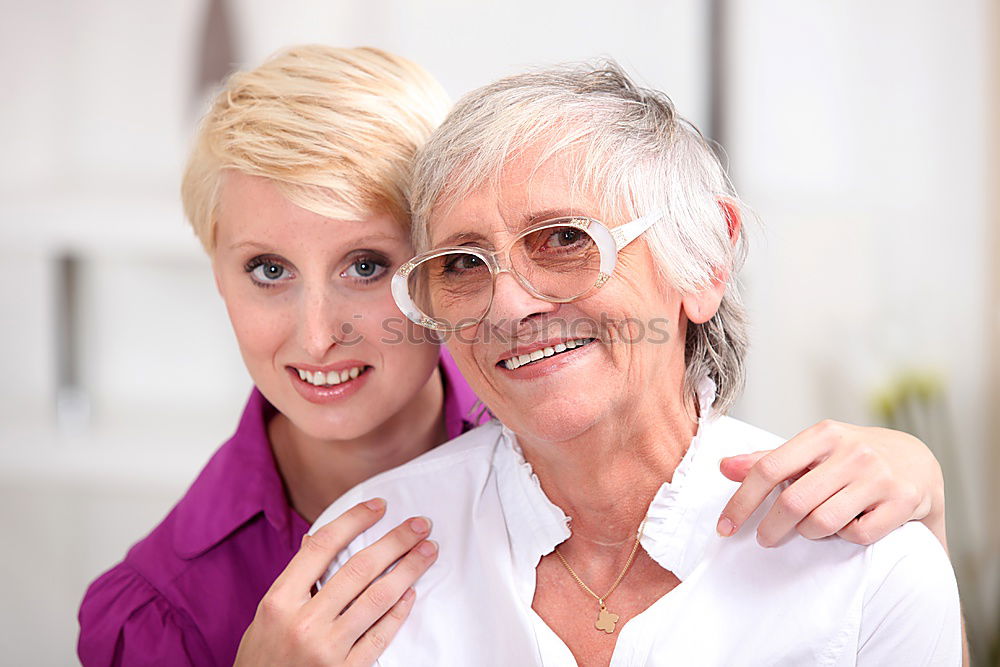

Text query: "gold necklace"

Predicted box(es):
[552, 520, 646, 634]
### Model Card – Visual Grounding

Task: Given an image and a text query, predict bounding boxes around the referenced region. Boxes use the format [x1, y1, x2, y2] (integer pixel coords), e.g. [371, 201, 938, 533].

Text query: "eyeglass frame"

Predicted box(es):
[391, 210, 663, 332]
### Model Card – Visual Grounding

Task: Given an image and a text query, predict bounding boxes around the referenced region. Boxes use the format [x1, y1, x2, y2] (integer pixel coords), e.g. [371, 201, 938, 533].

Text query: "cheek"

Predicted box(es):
[354, 293, 441, 360]
[223, 291, 290, 361]
[443, 333, 490, 393]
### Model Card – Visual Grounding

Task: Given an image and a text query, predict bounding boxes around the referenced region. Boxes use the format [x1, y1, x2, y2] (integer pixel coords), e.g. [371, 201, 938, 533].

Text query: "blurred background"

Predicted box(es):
[0, 0, 997, 664]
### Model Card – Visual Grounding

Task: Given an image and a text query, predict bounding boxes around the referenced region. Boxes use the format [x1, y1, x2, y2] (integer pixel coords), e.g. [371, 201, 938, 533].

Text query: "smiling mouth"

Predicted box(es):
[499, 338, 596, 371]
[292, 365, 370, 387]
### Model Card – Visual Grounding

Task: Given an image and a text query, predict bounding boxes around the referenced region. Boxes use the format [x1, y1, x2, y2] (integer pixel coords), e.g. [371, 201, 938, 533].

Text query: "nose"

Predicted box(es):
[486, 269, 558, 339]
[297, 282, 347, 360]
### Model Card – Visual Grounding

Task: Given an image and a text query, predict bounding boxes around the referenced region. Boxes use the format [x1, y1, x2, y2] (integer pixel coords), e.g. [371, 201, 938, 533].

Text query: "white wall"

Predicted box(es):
[0, 0, 994, 664]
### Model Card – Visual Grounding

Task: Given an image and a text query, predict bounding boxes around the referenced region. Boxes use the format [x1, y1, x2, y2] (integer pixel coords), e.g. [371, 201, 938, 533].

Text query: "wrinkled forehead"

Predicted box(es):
[425, 146, 616, 248]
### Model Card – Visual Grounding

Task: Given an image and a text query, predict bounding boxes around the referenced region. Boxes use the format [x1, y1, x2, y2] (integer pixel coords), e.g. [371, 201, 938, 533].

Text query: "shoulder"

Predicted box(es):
[78, 562, 212, 666]
[108, 428, 259, 585]
[862, 522, 961, 620]
[310, 421, 508, 584]
[850, 522, 962, 664]
[76, 455, 230, 667]
[865, 520, 954, 580]
[79, 390, 293, 665]
[377, 418, 504, 479]
[315, 420, 506, 524]
[707, 415, 787, 456]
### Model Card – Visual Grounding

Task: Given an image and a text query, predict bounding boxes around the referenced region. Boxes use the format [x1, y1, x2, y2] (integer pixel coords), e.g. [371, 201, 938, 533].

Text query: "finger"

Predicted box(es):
[837, 501, 913, 546]
[336, 540, 438, 644]
[346, 588, 417, 667]
[719, 450, 770, 483]
[315, 516, 433, 616]
[269, 499, 387, 602]
[754, 457, 852, 547]
[797, 482, 883, 541]
[716, 429, 831, 537]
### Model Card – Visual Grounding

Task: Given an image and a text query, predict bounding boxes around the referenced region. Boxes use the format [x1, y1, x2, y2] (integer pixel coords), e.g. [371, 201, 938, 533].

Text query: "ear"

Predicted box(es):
[681, 198, 741, 325]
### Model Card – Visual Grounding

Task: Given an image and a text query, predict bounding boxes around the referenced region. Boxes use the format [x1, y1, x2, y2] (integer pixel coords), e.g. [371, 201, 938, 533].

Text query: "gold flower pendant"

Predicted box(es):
[595, 605, 620, 633]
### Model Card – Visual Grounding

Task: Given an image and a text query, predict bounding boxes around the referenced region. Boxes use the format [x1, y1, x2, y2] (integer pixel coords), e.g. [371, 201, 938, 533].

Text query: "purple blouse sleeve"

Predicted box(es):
[78, 564, 213, 667]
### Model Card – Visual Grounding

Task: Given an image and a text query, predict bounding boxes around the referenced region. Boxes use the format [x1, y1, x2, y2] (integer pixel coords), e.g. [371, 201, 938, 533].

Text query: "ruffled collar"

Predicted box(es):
[640, 376, 724, 578]
[493, 375, 727, 582]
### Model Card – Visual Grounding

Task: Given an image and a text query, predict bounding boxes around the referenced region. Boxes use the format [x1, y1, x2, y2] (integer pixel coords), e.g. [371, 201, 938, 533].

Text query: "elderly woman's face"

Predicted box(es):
[430, 151, 694, 442]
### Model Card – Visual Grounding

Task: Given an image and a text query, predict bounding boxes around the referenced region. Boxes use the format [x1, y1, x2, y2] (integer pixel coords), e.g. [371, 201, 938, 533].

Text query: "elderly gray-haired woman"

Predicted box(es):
[312, 62, 960, 666]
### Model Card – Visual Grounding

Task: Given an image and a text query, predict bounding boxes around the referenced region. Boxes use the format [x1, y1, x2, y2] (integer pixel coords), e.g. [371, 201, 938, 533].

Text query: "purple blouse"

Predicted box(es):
[77, 353, 480, 666]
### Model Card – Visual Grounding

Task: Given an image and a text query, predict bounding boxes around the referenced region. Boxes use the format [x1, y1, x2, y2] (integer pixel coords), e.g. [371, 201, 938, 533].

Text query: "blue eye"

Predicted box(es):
[253, 263, 285, 281]
[344, 257, 388, 282]
[244, 256, 292, 287]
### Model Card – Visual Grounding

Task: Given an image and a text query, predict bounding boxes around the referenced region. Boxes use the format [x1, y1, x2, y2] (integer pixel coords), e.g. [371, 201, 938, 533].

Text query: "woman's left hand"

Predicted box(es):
[715, 420, 947, 550]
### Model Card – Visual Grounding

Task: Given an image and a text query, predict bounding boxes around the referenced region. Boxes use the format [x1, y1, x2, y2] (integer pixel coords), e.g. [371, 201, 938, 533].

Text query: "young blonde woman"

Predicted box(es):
[78, 46, 950, 667]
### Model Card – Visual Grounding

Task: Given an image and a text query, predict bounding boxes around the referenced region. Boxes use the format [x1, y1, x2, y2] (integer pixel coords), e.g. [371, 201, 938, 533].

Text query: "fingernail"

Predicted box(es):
[717, 516, 735, 537]
[365, 498, 386, 512]
[409, 517, 431, 534]
[401, 587, 416, 602]
[417, 540, 438, 557]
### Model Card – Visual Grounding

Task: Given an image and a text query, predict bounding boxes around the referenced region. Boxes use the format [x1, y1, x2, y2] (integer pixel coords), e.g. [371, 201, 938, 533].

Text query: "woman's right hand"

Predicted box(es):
[234, 498, 438, 666]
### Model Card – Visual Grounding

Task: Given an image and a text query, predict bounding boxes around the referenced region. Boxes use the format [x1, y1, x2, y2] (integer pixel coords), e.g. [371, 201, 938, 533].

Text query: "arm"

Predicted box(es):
[234, 499, 438, 667]
[715, 420, 946, 549]
[78, 566, 213, 667]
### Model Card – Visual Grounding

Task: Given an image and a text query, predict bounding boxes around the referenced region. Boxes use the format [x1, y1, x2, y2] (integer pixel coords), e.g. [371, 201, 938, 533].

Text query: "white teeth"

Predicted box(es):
[296, 365, 366, 386]
[501, 338, 597, 370]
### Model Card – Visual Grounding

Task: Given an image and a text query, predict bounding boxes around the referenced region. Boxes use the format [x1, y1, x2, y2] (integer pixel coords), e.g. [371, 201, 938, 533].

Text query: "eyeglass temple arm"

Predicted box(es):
[611, 210, 664, 250]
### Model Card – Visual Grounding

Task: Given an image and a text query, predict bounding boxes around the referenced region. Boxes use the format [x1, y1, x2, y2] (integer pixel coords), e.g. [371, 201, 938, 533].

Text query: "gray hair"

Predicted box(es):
[409, 61, 750, 413]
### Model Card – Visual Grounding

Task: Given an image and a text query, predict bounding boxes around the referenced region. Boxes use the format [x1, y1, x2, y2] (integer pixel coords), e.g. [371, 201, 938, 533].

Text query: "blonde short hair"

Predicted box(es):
[182, 45, 451, 252]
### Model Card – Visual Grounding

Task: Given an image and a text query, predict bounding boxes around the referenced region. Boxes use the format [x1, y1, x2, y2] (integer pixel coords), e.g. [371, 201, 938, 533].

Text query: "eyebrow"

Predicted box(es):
[435, 230, 491, 248]
[433, 208, 590, 248]
[522, 207, 588, 225]
[229, 240, 271, 252]
[228, 233, 401, 252]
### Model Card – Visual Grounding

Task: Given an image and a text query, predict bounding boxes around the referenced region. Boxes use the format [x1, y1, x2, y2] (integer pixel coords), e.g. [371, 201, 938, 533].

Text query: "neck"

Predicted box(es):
[268, 367, 448, 523]
[520, 384, 698, 553]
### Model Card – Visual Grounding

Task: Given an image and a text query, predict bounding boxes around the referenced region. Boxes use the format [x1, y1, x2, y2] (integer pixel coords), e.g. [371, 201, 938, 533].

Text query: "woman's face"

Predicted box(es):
[212, 172, 441, 442]
[428, 152, 694, 444]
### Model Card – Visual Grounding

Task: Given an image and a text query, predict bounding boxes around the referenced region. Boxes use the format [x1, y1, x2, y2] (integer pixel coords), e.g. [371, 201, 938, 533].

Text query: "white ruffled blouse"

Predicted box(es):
[312, 379, 960, 666]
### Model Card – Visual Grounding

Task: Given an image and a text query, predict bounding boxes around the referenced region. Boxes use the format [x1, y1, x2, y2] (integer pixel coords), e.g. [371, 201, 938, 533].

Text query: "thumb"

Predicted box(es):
[719, 449, 771, 482]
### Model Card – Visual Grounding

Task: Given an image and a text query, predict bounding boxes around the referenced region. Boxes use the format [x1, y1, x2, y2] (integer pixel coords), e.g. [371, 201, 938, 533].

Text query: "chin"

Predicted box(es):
[262, 381, 379, 443]
[499, 393, 606, 445]
[294, 405, 382, 442]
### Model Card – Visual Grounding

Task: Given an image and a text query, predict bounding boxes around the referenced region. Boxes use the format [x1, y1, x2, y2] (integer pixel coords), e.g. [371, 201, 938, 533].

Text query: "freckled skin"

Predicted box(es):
[212, 172, 442, 445]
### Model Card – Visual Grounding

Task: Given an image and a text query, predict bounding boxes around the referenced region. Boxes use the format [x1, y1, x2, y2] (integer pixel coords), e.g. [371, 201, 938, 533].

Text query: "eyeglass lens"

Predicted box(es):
[406, 224, 602, 328]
